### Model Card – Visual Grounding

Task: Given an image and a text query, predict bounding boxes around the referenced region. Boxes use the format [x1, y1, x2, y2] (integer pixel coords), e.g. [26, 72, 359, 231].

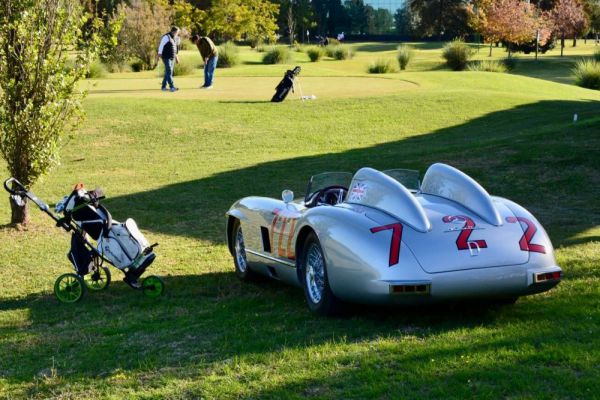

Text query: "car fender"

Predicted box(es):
[297, 206, 427, 303]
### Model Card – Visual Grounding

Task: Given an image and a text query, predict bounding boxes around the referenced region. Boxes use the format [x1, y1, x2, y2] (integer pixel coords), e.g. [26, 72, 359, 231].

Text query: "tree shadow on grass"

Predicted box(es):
[102, 99, 600, 247]
[1, 270, 597, 398]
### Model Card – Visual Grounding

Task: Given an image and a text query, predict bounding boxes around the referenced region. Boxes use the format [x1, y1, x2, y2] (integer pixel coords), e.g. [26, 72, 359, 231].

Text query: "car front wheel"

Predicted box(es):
[232, 219, 257, 281]
[300, 232, 341, 316]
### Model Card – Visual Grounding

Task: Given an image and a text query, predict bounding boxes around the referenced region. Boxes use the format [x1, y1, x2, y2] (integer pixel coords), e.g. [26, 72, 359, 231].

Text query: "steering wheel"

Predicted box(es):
[305, 185, 348, 208]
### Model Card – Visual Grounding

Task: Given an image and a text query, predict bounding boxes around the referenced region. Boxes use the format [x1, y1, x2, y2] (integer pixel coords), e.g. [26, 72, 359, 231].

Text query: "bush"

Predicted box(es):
[306, 46, 325, 62]
[130, 60, 147, 72]
[217, 41, 240, 68]
[86, 60, 108, 78]
[442, 40, 472, 71]
[594, 49, 600, 62]
[327, 37, 340, 45]
[467, 59, 507, 73]
[255, 43, 267, 53]
[292, 42, 305, 52]
[326, 44, 353, 60]
[263, 46, 292, 64]
[397, 45, 413, 70]
[173, 60, 193, 76]
[573, 59, 600, 90]
[106, 62, 132, 73]
[178, 39, 194, 51]
[502, 56, 519, 71]
[368, 58, 397, 74]
[156, 60, 194, 76]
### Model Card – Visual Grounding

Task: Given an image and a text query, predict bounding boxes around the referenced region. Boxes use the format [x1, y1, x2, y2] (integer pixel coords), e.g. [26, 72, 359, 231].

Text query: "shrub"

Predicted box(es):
[397, 45, 414, 70]
[173, 60, 194, 76]
[573, 59, 600, 90]
[255, 43, 267, 53]
[502, 56, 519, 71]
[292, 42, 305, 52]
[106, 62, 132, 73]
[130, 60, 147, 72]
[217, 41, 240, 68]
[442, 40, 472, 71]
[178, 39, 194, 51]
[263, 46, 292, 64]
[327, 37, 340, 45]
[326, 44, 353, 60]
[467, 59, 507, 73]
[306, 46, 325, 62]
[594, 49, 600, 62]
[368, 58, 397, 74]
[86, 60, 108, 78]
[156, 60, 194, 76]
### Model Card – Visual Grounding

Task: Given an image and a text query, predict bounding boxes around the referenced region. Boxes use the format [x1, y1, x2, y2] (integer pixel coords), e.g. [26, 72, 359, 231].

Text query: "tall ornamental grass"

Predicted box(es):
[573, 59, 600, 90]
[263, 46, 292, 64]
[397, 45, 414, 70]
[442, 40, 472, 71]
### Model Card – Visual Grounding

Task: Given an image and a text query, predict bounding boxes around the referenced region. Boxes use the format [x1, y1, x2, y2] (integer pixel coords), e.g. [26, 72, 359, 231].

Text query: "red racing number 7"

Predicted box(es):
[370, 223, 403, 267]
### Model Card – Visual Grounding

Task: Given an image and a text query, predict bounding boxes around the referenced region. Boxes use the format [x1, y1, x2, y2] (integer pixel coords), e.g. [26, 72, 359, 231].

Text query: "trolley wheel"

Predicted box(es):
[84, 266, 111, 291]
[142, 275, 164, 298]
[54, 273, 85, 303]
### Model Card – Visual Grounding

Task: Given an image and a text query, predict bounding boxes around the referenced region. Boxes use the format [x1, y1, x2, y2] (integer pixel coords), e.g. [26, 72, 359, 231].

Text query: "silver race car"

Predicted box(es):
[226, 163, 562, 315]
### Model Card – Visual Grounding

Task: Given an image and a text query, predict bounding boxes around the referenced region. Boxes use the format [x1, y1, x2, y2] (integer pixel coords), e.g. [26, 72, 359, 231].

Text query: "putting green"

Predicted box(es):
[86, 76, 419, 100]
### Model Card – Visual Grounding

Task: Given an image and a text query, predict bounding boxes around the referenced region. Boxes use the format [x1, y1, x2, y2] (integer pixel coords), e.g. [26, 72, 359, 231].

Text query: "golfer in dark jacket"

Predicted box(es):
[191, 34, 218, 89]
[157, 26, 180, 92]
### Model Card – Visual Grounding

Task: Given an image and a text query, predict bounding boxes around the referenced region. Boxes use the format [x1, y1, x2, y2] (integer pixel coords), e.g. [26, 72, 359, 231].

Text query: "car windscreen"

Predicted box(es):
[383, 169, 420, 191]
[305, 172, 353, 202]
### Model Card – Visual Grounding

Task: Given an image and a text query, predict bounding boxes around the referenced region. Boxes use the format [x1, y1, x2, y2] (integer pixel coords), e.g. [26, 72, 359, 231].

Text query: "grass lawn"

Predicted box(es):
[0, 41, 599, 399]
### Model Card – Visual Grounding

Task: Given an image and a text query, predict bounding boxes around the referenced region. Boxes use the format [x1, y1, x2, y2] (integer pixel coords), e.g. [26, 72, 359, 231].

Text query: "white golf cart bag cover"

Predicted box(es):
[99, 219, 150, 270]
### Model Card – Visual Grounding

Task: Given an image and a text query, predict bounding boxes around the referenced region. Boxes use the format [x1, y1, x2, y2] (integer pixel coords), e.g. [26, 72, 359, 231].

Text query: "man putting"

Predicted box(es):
[191, 34, 218, 89]
[157, 26, 180, 92]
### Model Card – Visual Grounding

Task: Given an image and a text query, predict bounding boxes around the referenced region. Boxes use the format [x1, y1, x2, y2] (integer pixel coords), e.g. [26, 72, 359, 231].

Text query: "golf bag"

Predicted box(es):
[271, 66, 301, 102]
[57, 186, 155, 278]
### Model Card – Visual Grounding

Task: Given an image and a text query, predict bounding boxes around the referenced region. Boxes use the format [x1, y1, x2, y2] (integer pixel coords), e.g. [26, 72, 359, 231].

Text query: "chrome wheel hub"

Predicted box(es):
[234, 228, 248, 273]
[305, 244, 325, 304]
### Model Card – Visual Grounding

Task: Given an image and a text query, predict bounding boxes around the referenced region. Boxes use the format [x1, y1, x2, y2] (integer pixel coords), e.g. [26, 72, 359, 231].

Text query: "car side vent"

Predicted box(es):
[261, 227, 271, 253]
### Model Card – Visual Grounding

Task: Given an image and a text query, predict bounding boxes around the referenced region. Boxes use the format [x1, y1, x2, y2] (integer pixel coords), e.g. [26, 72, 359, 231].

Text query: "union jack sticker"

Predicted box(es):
[349, 182, 368, 202]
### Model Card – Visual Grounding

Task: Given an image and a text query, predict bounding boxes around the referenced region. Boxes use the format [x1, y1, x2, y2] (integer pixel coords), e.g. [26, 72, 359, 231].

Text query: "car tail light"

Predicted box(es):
[389, 284, 431, 295]
[534, 271, 562, 283]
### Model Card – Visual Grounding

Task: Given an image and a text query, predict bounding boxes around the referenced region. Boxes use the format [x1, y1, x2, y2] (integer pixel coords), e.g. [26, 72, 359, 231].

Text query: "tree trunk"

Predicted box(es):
[489, 42, 493, 57]
[561, 34, 565, 57]
[9, 195, 29, 225]
[573, 37, 577, 47]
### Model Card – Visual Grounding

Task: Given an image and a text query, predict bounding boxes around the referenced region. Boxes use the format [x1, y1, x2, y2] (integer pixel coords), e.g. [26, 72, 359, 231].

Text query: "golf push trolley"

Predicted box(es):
[4, 178, 164, 303]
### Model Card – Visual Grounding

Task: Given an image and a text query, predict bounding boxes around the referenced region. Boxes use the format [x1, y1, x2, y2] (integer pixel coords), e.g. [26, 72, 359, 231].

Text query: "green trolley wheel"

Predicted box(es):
[84, 265, 111, 291]
[54, 273, 85, 303]
[142, 275, 164, 298]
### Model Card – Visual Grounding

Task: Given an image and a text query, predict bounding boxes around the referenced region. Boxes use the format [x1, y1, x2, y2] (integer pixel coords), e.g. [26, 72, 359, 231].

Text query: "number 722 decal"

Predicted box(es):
[371, 215, 546, 267]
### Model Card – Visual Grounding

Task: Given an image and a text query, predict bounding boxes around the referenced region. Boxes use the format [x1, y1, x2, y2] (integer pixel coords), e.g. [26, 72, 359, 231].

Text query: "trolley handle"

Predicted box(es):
[3, 177, 27, 196]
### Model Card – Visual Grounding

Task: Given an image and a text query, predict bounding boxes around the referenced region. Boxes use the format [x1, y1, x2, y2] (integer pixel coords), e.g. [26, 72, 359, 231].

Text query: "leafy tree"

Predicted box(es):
[345, 0, 371, 34]
[276, 0, 316, 43]
[116, 0, 171, 70]
[201, 0, 279, 42]
[409, 0, 471, 40]
[371, 8, 395, 34]
[395, 5, 416, 37]
[551, 0, 589, 54]
[0, 0, 100, 224]
[468, 0, 552, 57]
[312, 0, 349, 36]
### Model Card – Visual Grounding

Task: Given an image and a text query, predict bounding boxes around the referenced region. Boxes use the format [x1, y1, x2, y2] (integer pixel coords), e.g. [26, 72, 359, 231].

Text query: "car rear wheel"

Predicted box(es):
[300, 232, 341, 316]
[232, 219, 257, 281]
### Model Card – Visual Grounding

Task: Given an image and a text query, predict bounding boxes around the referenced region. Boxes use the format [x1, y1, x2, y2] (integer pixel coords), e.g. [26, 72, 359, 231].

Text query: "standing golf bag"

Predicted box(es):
[271, 66, 301, 102]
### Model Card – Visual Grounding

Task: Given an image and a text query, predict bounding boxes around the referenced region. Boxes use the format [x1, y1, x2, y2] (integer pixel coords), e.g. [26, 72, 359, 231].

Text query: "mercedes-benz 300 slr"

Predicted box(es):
[226, 163, 562, 315]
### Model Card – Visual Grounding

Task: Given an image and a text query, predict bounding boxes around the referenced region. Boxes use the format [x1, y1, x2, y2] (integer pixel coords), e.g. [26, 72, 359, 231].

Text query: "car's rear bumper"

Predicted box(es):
[360, 264, 562, 305]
